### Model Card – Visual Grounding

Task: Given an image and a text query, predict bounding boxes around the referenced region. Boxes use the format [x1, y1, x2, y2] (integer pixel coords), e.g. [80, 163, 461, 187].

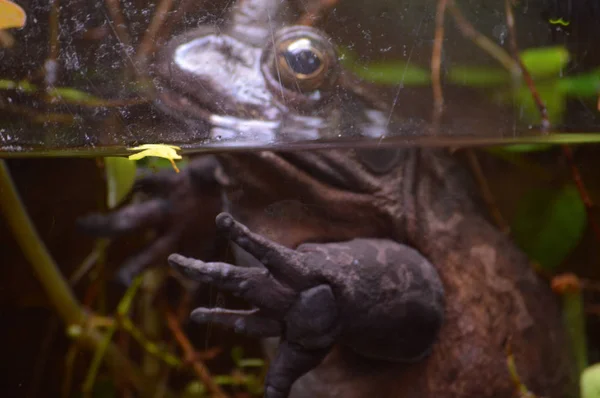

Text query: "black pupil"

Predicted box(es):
[283, 48, 321, 76]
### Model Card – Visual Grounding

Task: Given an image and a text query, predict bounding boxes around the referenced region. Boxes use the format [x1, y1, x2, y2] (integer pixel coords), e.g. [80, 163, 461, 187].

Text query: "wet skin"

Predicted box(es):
[80, 0, 573, 397]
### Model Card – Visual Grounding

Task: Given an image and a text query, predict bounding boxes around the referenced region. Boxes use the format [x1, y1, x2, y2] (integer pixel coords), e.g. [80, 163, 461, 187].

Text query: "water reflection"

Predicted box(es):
[0, 0, 598, 156]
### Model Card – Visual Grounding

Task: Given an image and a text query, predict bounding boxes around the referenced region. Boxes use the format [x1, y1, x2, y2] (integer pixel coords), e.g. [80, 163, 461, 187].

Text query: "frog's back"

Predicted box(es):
[284, 149, 573, 398]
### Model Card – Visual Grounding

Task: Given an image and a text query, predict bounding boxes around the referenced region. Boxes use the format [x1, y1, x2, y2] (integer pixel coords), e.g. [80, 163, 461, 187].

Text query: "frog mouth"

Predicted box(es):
[154, 87, 316, 145]
[152, 62, 339, 145]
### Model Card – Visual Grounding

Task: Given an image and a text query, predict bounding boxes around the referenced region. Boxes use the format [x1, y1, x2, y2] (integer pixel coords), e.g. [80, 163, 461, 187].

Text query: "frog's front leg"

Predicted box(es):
[78, 156, 223, 284]
[169, 213, 445, 398]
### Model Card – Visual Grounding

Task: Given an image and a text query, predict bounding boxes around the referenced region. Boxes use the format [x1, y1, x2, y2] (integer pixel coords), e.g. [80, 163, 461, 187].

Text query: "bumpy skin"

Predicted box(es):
[82, 147, 573, 398]
[169, 213, 445, 397]
[210, 148, 573, 398]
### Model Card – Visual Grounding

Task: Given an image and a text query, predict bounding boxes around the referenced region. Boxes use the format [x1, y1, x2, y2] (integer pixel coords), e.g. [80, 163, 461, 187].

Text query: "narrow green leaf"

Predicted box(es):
[238, 358, 266, 368]
[520, 46, 570, 79]
[214, 375, 237, 385]
[0, 79, 18, 89]
[49, 87, 105, 105]
[489, 143, 553, 153]
[582, 363, 600, 398]
[447, 66, 509, 87]
[351, 61, 431, 85]
[104, 157, 136, 209]
[557, 68, 600, 97]
[231, 346, 244, 366]
[511, 185, 586, 271]
[562, 290, 587, 375]
[339, 48, 430, 85]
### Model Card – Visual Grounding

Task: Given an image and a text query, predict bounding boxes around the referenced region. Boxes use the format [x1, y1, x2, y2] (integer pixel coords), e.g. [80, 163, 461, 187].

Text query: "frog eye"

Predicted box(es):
[276, 37, 327, 91]
[263, 26, 339, 95]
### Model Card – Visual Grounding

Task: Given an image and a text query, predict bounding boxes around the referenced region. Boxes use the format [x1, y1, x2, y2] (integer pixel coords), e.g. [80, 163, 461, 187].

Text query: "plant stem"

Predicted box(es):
[0, 159, 171, 398]
[0, 160, 84, 325]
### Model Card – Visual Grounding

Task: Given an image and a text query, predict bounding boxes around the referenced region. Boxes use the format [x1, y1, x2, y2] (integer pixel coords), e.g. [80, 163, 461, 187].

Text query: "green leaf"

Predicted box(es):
[238, 358, 266, 368]
[447, 66, 509, 87]
[104, 157, 137, 209]
[339, 48, 430, 85]
[511, 185, 586, 271]
[557, 68, 600, 97]
[48, 87, 105, 105]
[511, 82, 566, 124]
[214, 375, 238, 385]
[582, 363, 600, 398]
[520, 46, 569, 79]
[489, 143, 553, 153]
[562, 289, 587, 375]
[351, 61, 431, 85]
[182, 381, 207, 398]
[231, 345, 244, 366]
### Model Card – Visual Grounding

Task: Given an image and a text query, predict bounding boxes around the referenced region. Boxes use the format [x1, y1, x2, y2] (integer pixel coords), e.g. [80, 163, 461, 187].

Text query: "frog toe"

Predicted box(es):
[77, 199, 169, 236]
[169, 253, 297, 314]
[264, 340, 330, 398]
[190, 307, 282, 337]
[116, 233, 179, 285]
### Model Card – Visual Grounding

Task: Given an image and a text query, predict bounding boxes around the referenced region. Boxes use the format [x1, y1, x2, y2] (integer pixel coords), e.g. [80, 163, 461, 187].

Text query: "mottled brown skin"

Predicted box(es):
[211, 148, 573, 398]
[82, 148, 573, 397]
[79, 0, 574, 395]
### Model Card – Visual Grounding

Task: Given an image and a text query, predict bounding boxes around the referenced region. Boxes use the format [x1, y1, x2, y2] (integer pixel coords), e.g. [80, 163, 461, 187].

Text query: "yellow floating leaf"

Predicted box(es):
[548, 18, 570, 27]
[127, 144, 182, 173]
[0, 0, 26, 30]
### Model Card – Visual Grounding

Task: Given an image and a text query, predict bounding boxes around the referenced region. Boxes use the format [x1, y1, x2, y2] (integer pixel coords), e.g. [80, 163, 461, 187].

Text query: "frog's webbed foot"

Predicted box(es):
[78, 156, 222, 284]
[169, 213, 340, 398]
[170, 213, 445, 398]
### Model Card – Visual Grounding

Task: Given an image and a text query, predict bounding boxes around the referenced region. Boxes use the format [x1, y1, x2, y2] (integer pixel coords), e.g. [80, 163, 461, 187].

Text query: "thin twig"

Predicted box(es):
[504, 0, 550, 132]
[62, 343, 79, 398]
[103, 0, 138, 78]
[69, 238, 110, 286]
[561, 145, 600, 243]
[503, 0, 600, 245]
[45, 0, 60, 87]
[165, 310, 229, 398]
[431, 0, 448, 130]
[505, 340, 544, 398]
[465, 150, 510, 234]
[83, 276, 143, 395]
[447, 1, 518, 75]
[103, 0, 133, 49]
[134, 0, 176, 67]
[119, 316, 182, 368]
